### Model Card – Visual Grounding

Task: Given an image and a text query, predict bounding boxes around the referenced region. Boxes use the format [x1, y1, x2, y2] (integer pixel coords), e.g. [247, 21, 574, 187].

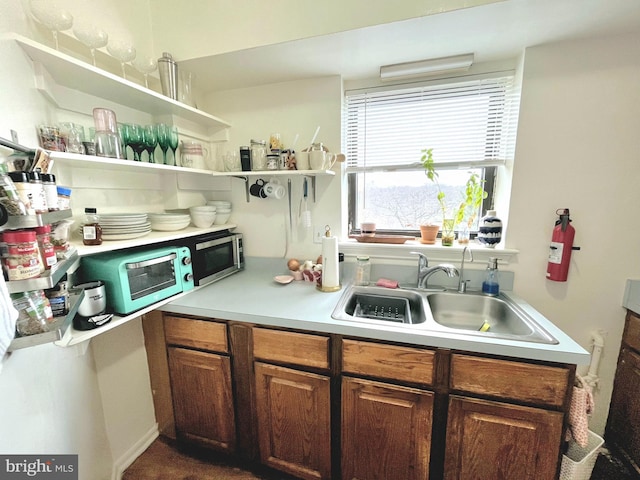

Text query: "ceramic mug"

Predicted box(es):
[264, 182, 286, 199]
[309, 150, 337, 170]
[296, 151, 310, 170]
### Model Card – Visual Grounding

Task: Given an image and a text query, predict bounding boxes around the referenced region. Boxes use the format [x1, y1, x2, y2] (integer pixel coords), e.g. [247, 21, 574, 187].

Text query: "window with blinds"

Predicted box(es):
[344, 73, 519, 235]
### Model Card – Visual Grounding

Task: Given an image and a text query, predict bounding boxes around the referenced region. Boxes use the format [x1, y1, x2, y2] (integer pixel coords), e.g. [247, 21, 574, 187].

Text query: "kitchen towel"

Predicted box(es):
[566, 373, 595, 447]
[0, 274, 18, 371]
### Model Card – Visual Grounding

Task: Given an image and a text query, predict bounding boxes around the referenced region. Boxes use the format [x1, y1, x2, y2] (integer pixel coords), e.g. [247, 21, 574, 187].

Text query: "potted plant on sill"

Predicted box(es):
[420, 148, 487, 246]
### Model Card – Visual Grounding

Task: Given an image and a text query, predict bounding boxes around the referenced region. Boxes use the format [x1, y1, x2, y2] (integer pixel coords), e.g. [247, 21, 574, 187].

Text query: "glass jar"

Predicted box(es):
[354, 255, 371, 286]
[1, 229, 42, 280]
[0, 165, 28, 216]
[250, 139, 267, 171]
[266, 154, 279, 170]
[82, 207, 103, 246]
[41, 173, 59, 211]
[28, 170, 48, 214]
[7, 171, 35, 215]
[56, 186, 72, 210]
[34, 224, 57, 270]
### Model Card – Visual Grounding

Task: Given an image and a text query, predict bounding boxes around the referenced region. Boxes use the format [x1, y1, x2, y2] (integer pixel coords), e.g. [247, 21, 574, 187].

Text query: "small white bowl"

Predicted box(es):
[213, 212, 231, 225]
[190, 212, 216, 228]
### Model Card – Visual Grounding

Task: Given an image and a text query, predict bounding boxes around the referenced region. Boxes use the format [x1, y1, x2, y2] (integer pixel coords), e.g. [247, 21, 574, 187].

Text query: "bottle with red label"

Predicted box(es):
[34, 224, 57, 270]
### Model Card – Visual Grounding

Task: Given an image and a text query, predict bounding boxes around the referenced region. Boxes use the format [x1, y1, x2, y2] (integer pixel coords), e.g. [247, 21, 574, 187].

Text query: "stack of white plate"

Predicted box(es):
[206, 201, 232, 224]
[148, 213, 191, 231]
[82, 213, 151, 241]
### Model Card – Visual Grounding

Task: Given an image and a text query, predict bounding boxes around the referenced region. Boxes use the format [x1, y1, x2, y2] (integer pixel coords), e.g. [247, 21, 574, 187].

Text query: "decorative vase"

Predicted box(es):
[478, 210, 502, 248]
[419, 224, 439, 244]
[441, 219, 455, 246]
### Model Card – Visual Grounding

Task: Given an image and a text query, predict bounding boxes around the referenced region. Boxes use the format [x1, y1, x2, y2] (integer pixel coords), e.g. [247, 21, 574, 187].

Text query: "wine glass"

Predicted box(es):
[133, 56, 157, 89]
[143, 125, 158, 163]
[124, 123, 145, 161]
[154, 123, 170, 164]
[29, 0, 73, 50]
[168, 126, 179, 166]
[107, 40, 136, 79]
[73, 23, 108, 67]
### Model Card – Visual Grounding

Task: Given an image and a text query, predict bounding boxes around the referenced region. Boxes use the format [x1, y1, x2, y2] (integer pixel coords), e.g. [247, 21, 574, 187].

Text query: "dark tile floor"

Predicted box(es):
[590, 447, 639, 480]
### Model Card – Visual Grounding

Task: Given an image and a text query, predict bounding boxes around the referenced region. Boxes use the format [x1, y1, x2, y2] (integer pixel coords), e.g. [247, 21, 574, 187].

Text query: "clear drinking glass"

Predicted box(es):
[133, 56, 157, 89]
[73, 23, 108, 67]
[107, 40, 136, 79]
[29, 0, 73, 50]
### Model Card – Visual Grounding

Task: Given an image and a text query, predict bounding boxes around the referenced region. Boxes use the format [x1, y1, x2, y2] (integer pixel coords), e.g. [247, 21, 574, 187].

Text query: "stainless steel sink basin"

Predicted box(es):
[331, 286, 558, 344]
[425, 291, 558, 344]
[331, 286, 427, 325]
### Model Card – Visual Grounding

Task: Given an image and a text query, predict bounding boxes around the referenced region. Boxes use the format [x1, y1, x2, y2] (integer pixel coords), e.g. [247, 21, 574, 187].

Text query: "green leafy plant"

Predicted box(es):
[420, 148, 488, 242]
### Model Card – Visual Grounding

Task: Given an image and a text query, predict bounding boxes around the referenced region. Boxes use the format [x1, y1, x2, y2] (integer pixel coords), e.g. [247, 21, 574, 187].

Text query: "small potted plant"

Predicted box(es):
[420, 148, 487, 246]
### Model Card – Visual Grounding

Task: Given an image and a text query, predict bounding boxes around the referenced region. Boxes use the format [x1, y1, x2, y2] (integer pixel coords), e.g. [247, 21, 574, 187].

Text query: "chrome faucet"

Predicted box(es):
[410, 252, 460, 289]
[457, 246, 474, 293]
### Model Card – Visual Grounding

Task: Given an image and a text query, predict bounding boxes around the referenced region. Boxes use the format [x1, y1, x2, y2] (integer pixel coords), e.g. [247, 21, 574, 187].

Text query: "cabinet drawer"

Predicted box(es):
[164, 315, 228, 353]
[450, 354, 569, 407]
[342, 339, 435, 385]
[624, 311, 640, 352]
[253, 328, 330, 369]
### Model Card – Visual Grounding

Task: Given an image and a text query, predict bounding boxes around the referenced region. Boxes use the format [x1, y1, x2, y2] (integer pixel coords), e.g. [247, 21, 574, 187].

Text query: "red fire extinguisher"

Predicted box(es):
[546, 208, 580, 282]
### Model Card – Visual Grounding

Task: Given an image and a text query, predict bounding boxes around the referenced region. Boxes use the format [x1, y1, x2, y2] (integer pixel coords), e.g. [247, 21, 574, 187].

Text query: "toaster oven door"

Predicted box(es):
[125, 252, 178, 300]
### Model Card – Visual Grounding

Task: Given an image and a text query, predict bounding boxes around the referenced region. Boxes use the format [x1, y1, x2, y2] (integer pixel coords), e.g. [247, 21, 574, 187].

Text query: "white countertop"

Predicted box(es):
[161, 258, 590, 365]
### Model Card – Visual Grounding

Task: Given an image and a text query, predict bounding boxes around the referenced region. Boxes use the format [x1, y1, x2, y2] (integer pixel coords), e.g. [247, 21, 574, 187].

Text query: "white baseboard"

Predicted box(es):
[111, 423, 159, 480]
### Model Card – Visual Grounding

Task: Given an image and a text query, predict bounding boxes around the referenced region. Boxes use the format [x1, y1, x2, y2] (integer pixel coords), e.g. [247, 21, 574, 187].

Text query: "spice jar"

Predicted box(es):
[82, 207, 103, 245]
[28, 170, 48, 214]
[34, 224, 57, 270]
[7, 171, 35, 215]
[354, 255, 371, 286]
[0, 165, 28, 217]
[11, 290, 54, 336]
[1, 230, 43, 281]
[41, 173, 59, 212]
[56, 186, 72, 210]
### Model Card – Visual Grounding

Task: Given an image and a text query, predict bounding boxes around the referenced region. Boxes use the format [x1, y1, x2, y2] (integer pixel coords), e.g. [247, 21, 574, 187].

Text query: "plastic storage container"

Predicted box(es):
[559, 430, 604, 480]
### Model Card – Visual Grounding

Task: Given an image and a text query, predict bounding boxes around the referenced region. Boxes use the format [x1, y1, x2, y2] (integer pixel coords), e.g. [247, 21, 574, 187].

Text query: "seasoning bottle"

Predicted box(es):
[355, 255, 371, 286]
[83, 207, 103, 245]
[56, 186, 72, 210]
[34, 224, 57, 270]
[1, 230, 42, 280]
[482, 257, 500, 296]
[8, 171, 35, 215]
[41, 173, 59, 212]
[28, 170, 48, 214]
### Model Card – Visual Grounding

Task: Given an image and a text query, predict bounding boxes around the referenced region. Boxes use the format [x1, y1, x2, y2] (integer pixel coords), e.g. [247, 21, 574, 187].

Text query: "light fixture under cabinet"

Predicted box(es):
[380, 53, 474, 81]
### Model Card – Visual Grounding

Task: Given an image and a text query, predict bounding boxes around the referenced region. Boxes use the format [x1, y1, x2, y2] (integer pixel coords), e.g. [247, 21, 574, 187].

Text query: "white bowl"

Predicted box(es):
[213, 212, 231, 225]
[150, 220, 190, 231]
[215, 208, 232, 214]
[189, 206, 217, 214]
[207, 201, 231, 208]
[190, 213, 216, 228]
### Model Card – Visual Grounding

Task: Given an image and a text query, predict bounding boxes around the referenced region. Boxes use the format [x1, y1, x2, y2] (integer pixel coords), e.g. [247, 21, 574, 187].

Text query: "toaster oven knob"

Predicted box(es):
[184, 273, 193, 282]
[182, 256, 192, 266]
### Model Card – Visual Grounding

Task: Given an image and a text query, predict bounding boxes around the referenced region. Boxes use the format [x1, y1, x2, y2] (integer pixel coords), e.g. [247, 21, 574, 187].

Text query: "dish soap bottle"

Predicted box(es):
[482, 257, 499, 296]
[83, 207, 103, 246]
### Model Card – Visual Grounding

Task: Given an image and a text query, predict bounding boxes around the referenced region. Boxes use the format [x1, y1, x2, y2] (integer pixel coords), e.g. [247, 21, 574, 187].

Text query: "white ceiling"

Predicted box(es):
[182, 0, 640, 93]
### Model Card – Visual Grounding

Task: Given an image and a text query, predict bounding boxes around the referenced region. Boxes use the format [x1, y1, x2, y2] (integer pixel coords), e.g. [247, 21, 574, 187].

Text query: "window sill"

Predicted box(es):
[338, 238, 518, 265]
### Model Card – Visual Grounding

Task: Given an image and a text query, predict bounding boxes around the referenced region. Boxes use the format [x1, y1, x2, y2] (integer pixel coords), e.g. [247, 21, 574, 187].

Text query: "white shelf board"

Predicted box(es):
[71, 224, 238, 257]
[11, 33, 231, 133]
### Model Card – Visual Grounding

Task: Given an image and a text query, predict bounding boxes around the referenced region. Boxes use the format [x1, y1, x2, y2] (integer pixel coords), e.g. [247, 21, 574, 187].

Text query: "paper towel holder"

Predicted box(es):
[317, 224, 342, 293]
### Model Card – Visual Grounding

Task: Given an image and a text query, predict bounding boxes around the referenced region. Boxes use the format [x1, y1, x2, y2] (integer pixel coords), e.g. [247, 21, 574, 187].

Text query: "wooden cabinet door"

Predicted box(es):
[606, 347, 640, 468]
[444, 395, 563, 480]
[254, 362, 331, 480]
[342, 376, 434, 480]
[167, 347, 236, 453]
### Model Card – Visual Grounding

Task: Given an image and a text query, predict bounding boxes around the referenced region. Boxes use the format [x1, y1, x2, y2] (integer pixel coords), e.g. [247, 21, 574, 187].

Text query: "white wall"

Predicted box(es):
[507, 31, 640, 433]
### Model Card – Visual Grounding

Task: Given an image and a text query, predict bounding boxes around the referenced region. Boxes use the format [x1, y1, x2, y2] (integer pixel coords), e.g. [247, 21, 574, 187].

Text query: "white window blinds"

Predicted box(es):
[344, 74, 519, 171]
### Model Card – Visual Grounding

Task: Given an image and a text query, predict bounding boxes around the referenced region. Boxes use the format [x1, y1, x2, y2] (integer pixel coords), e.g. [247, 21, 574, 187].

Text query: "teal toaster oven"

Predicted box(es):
[80, 246, 194, 315]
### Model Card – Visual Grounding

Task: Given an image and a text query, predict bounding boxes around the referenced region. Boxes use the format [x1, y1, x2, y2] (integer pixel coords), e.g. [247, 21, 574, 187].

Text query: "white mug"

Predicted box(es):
[309, 150, 337, 170]
[296, 151, 310, 170]
[264, 182, 286, 199]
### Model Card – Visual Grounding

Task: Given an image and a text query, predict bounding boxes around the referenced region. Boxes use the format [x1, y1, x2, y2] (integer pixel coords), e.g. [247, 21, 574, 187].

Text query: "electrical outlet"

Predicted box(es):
[313, 225, 324, 244]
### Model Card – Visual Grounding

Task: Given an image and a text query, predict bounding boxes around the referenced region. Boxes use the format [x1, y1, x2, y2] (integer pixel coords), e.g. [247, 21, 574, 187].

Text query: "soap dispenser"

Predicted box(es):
[482, 257, 499, 296]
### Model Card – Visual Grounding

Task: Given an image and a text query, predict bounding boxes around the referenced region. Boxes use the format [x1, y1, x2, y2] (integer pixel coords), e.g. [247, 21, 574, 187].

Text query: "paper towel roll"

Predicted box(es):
[321, 234, 339, 289]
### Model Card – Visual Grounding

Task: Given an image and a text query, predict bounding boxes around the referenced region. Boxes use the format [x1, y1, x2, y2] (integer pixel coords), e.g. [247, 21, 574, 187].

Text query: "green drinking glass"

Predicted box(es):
[167, 126, 179, 166]
[143, 124, 158, 163]
[155, 123, 170, 164]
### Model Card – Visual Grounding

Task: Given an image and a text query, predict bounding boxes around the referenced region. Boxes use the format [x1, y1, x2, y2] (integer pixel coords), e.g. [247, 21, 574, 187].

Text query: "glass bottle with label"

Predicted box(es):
[83, 207, 103, 245]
